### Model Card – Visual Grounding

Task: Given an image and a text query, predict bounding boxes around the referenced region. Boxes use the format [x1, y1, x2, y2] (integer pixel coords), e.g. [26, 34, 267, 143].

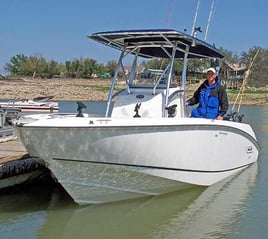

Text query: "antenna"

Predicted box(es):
[204, 0, 215, 41]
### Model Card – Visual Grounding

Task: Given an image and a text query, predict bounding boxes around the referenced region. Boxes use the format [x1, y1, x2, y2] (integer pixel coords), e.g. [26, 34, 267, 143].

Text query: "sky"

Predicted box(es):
[1, 0, 267, 73]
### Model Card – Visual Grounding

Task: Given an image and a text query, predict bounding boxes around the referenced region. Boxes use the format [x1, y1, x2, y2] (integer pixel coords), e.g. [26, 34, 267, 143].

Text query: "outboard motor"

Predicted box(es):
[76, 101, 87, 117]
[224, 112, 244, 122]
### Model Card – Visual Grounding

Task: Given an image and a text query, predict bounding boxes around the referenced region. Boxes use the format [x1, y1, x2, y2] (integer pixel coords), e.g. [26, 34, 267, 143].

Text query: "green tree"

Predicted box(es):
[96, 63, 106, 76]
[187, 58, 206, 77]
[4, 47, 268, 87]
[27, 55, 46, 78]
[72, 59, 80, 78]
[219, 47, 239, 63]
[42, 60, 62, 78]
[64, 59, 81, 78]
[241, 47, 268, 87]
[80, 58, 98, 78]
[5, 54, 27, 75]
[145, 58, 169, 70]
[105, 60, 117, 77]
[65, 60, 72, 77]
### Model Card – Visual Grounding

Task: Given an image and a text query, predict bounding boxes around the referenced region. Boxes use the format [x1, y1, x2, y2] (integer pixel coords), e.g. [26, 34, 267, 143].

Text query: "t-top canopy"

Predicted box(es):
[88, 29, 223, 59]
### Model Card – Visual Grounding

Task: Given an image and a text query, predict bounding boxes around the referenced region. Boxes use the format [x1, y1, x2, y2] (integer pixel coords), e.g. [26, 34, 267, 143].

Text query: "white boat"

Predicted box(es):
[0, 97, 59, 113]
[15, 29, 260, 205]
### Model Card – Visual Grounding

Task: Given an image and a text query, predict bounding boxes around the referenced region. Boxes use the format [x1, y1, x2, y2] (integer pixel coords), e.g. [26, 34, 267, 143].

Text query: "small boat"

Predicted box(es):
[0, 97, 59, 113]
[15, 29, 259, 205]
[33, 95, 54, 102]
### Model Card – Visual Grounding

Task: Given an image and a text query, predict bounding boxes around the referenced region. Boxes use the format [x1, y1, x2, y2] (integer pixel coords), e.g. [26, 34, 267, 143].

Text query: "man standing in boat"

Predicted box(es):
[186, 67, 228, 120]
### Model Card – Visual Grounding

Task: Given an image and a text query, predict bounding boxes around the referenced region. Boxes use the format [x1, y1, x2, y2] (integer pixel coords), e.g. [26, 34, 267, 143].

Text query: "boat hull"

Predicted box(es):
[16, 117, 259, 204]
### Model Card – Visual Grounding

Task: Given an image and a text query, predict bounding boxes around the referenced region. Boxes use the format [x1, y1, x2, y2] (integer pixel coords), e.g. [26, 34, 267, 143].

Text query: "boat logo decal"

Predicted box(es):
[246, 145, 253, 154]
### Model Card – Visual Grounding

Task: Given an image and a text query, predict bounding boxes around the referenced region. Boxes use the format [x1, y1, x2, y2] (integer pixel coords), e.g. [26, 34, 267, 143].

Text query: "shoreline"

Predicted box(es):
[1, 77, 267, 105]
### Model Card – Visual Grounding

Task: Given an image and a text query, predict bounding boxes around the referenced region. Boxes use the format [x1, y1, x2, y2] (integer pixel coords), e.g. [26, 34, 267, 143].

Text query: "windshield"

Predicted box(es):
[131, 69, 177, 88]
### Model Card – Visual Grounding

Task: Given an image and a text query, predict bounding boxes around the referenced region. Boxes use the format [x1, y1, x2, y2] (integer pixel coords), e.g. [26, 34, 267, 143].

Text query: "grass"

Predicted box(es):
[93, 84, 126, 92]
[228, 89, 268, 94]
[94, 86, 114, 91]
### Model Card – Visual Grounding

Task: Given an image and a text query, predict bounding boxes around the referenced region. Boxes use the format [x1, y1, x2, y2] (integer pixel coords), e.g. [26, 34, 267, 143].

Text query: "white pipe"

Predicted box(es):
[105, 48, 125, 117]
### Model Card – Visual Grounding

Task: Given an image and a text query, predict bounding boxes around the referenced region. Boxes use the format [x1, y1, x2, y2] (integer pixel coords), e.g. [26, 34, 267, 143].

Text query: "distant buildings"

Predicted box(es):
[222, 61, 247, 89]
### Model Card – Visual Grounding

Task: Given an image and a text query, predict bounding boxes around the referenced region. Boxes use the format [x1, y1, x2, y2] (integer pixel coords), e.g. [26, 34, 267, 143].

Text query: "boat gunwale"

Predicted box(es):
[17, 123, 260, 150]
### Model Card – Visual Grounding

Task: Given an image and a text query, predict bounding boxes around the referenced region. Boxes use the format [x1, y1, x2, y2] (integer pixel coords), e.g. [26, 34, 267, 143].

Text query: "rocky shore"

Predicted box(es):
[0, 77, 114, 101]
[1, 77, 267, 105]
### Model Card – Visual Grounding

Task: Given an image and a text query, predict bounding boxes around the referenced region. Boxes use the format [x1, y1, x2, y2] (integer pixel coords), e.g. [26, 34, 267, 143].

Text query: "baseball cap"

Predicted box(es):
[206, 67, 216, 74]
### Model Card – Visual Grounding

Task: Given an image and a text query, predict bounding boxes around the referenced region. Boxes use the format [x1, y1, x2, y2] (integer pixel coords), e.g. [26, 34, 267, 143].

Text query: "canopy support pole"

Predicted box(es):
[105, 47, 125, 117]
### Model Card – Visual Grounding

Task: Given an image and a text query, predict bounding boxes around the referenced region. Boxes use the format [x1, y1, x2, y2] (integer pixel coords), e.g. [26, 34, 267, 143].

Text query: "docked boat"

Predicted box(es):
[0, 97, 58, 113]
[15, 29, 259, 205]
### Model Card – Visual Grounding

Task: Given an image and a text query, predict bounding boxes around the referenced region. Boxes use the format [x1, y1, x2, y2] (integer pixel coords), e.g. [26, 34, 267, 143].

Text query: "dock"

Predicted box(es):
[0, 108, 52, 190]
[0, 137, 48, 190]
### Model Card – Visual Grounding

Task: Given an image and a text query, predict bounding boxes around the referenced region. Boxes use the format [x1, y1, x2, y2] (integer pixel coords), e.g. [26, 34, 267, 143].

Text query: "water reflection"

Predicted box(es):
[151, 163, 258, 239]
[0, 185, 72, 239]
[37, 187, 204, 238]
[0, 103, 263, 239]
[37, 163, 257, 239]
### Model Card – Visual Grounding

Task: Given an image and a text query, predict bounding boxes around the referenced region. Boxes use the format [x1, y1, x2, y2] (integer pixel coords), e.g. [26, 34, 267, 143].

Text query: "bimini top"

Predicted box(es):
[88, 29, 223, 59]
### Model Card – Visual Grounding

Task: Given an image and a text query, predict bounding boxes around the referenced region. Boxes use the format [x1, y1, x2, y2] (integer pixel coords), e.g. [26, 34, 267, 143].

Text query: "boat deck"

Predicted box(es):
[0, 138, 27, 161]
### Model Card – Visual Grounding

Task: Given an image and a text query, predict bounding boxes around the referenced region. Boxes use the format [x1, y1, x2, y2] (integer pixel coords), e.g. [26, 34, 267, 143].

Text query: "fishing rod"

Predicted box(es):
[204, 0, 215, 41]
[159, 0, 175, 72]
[191, 0, 200, 36]
[232, 49, 260, 113]
[165, 0, 175, 28]
[225, 49, 260, 122]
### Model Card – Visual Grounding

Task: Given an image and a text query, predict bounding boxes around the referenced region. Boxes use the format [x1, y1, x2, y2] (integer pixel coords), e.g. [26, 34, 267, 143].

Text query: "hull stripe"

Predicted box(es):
[52, 157, 253, 173]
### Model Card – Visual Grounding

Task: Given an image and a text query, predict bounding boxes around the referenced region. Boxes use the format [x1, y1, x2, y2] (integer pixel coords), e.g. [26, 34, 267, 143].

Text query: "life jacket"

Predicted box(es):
[191, 77, 220, 119]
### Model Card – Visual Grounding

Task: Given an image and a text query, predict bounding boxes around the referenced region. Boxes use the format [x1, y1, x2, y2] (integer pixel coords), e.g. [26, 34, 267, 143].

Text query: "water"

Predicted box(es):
[0, 103, 267, 239]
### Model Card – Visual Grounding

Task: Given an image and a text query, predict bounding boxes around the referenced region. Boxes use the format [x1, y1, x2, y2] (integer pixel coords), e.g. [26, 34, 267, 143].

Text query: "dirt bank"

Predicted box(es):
[0, 77, 114, 101]
[1, 77, 268, 105]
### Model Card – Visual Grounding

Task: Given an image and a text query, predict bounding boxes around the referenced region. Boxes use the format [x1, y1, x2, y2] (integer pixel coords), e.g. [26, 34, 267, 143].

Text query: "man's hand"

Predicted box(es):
[216, 115, 223, 120]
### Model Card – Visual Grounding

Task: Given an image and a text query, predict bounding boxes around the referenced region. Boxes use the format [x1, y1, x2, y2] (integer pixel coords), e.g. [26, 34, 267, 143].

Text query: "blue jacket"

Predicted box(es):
[187, 76, 228, 119]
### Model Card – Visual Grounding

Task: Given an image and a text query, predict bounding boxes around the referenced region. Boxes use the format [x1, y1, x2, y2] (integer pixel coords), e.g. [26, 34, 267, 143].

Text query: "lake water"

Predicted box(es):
[0, 102, 267, 239]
